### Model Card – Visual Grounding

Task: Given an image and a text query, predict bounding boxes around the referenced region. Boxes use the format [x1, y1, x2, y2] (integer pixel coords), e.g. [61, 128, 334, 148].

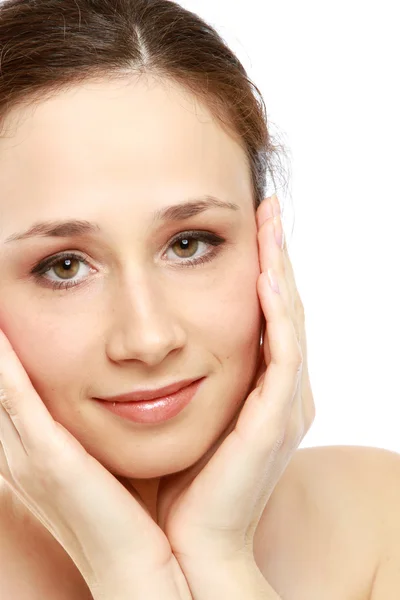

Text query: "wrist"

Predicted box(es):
[88, 559, 188, 600]
[90, 578, 181, 600]
[178, 555, 281, 600]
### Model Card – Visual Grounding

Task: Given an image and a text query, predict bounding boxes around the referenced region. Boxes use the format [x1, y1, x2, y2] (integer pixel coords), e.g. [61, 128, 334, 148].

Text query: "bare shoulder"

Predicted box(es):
[254, 445, 400, 600]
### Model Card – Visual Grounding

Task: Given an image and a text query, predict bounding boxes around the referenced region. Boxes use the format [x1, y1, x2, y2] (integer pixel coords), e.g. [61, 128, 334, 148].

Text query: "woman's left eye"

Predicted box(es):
[164, 231, 226, 266]
[30, 231, 226, 291]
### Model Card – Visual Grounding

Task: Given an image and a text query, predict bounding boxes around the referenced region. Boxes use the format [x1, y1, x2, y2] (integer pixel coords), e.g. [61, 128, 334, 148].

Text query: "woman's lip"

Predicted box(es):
[94, 378, 205, 424]
[96, 377, 202, 403]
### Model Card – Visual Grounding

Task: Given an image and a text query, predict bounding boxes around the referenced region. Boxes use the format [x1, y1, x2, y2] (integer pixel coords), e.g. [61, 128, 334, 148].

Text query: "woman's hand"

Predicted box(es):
[156, 194, 315, 578]
[0, 334, 192, 600]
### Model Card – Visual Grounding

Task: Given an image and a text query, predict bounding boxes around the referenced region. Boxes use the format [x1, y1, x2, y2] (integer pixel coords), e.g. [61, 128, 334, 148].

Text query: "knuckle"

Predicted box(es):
[257, 218, 270, 234]
[0, 386, 19, 417]
[285, 348, 303, 372]
[270, 433, 285, 455]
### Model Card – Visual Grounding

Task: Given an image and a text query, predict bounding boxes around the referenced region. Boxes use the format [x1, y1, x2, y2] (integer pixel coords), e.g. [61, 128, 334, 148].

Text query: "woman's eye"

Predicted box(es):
[30, 231, 226, 291]
[31, 253, 93, 290]
[169, 237, 200, 259]
[164, 231, 226, 266]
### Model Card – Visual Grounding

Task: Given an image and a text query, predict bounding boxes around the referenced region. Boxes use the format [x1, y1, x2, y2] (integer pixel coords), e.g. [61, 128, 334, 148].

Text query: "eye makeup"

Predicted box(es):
[29, 229, 227, 291]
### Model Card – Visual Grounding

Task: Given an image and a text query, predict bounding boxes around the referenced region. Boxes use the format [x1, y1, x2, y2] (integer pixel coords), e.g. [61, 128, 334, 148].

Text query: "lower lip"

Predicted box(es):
[94, 378, 205, 424]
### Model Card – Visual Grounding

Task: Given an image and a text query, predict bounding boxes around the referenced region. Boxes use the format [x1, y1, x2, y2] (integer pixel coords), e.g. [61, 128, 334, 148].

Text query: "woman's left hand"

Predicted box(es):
[156, 193, 315, 572]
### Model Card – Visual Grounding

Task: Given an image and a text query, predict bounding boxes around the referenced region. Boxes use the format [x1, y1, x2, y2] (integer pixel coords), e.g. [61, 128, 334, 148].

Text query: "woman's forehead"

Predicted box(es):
[0, 76, 249, 192]
[0, 78, 253, 238]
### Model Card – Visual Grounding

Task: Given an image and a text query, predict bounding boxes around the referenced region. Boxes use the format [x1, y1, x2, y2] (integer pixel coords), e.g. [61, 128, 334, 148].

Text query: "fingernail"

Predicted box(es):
[271, 194, 281, 217]
[268, 268, 280, 294]
[257, 198, 273, 228]
[264, 198, 274, 220]
[273, 216, 284, 249]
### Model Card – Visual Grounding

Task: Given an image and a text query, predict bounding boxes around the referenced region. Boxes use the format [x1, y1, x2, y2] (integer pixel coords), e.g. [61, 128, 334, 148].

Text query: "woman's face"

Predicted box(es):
[0, 76, 263, 479]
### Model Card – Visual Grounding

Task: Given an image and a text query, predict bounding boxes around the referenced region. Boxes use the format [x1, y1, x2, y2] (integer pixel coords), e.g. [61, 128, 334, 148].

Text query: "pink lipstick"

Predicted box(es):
[94, 378, 205, 424]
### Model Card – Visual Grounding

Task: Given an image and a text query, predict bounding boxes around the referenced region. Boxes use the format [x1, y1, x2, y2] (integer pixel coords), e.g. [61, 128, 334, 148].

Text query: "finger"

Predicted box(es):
[238, 271, 302, 438]
[257, 199, 292, 319]
[263, 207, 313, 433]
[0, 403, 22, 480]
[255, 199, 304, 450]
[248, 386, 305, 541]
[275, 229, 313, 431]
[0, 398, 62, 540]
[254, 196, 304, 446]
[258, 196, 305, 357]
[0, 329, 59, 457]
[255, 196, 309, 467]
[282, 243, 305, 324]
[268, 194, 305, 324]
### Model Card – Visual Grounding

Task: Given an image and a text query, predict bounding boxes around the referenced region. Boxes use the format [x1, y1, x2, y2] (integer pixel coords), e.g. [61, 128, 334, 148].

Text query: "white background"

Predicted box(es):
[179, 1, 400, 452]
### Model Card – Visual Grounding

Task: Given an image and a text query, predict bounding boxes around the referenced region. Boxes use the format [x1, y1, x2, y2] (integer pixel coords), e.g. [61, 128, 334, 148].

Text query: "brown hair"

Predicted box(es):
[0, 0, 287, 208]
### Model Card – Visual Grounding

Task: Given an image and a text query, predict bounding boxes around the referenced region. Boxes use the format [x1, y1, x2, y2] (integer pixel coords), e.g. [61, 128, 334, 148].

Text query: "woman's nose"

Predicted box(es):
[104, 279, 187, 366]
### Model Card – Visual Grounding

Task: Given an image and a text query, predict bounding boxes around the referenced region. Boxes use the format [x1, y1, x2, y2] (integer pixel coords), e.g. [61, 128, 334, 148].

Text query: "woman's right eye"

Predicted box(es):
[30, 252, 94, 291]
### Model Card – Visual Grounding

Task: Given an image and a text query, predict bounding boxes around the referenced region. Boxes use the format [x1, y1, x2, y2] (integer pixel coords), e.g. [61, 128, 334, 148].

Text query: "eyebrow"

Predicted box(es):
[4, 196, 240, 243]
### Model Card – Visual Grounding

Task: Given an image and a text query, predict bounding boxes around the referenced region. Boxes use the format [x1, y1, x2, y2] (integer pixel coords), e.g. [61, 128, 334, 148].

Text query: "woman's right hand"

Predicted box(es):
[0, 328, 192, 600]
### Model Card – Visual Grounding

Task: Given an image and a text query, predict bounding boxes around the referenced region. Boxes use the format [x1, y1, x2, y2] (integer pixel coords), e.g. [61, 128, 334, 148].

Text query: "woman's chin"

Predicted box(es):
[91, 439, 205, 480]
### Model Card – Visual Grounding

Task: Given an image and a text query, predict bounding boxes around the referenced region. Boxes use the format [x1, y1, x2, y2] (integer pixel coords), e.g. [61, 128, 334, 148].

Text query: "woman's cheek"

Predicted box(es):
[0, 306, 90, 403]
[209, 250, 262, 359]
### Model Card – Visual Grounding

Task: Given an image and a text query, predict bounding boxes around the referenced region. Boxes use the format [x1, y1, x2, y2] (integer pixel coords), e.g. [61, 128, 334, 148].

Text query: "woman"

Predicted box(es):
[0, 0, 398, 598]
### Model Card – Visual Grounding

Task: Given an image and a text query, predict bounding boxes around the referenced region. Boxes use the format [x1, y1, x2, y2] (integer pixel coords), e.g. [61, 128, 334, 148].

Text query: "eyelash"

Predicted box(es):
[30, 230, 226, 291]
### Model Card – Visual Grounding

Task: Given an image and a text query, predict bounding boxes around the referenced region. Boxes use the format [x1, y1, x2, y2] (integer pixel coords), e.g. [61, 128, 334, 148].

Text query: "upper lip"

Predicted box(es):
[96, 377, 202, 403]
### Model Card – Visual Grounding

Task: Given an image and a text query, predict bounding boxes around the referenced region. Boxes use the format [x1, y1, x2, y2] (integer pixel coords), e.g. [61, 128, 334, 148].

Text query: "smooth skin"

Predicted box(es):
[0, 191, 313, 599]
[0, 75, 399, 599]
[0, 73, 313, 598]
[0, 73, 312, 598]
